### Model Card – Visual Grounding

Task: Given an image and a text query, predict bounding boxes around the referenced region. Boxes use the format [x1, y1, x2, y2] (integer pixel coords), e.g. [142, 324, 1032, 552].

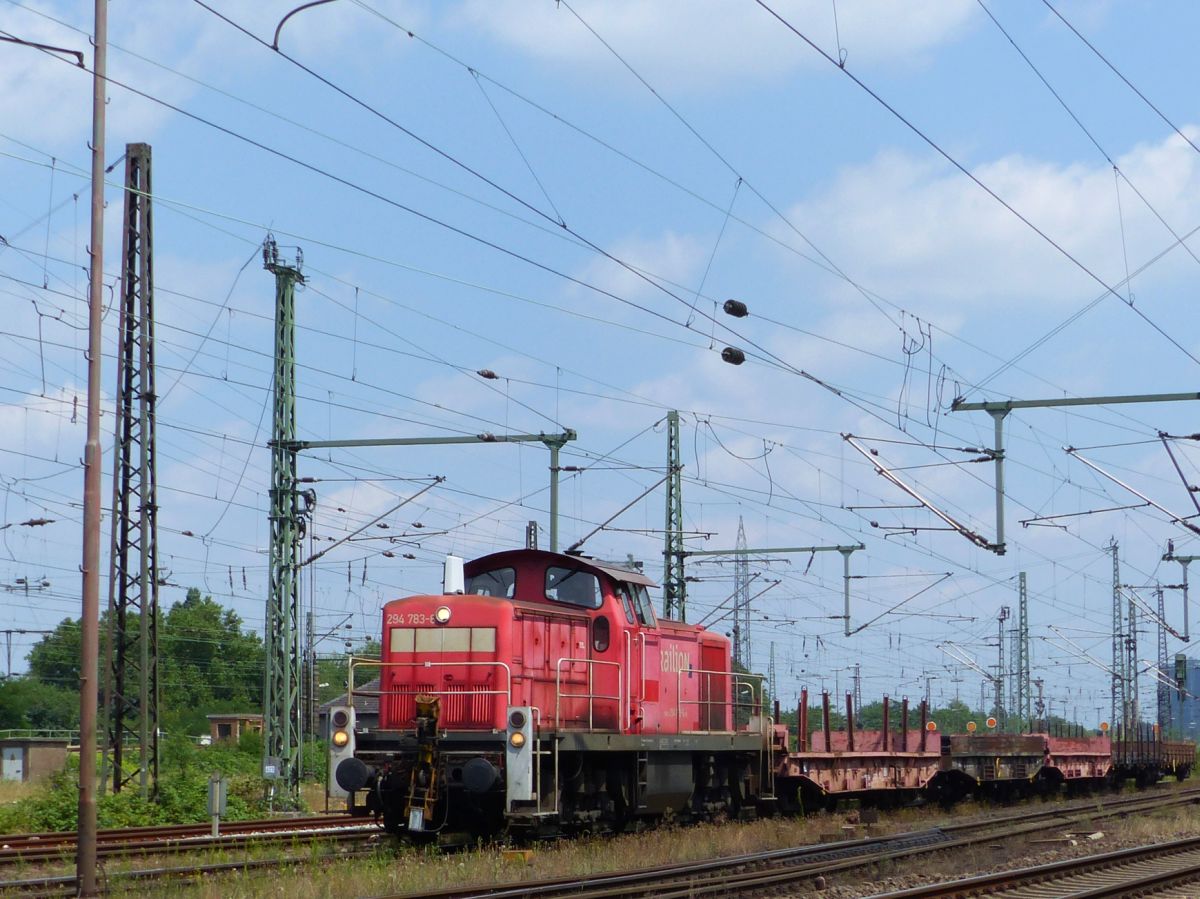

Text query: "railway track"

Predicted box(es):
[868, 836, 1200, 897]
[0, 813, 379, 866]
[374, 785, 1200, 899]
[3, 784, 1197, 896]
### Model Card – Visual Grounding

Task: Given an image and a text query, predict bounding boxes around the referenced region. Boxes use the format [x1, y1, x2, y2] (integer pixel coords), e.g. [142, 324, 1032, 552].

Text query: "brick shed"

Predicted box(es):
[1, 737, 70, 783]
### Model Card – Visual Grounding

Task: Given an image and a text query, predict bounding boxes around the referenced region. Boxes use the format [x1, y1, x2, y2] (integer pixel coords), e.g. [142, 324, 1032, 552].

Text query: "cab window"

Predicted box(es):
[633, 585, 657, 626]
[545, 566, 602, 609]
[465, 567, 516, 598]
[616, 587, 637, 625]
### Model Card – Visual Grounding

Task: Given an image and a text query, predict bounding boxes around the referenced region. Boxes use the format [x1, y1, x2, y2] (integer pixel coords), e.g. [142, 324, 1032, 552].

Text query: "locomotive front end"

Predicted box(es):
[331, 583, 518, 837]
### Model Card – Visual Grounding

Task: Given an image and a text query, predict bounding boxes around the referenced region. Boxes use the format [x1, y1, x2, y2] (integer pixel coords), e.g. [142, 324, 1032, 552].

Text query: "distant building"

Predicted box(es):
[1166, 656, 1200, 740]
[206, 713, 263, 743]
[317, 677, 380, 740]
[1, 737, 70, 783]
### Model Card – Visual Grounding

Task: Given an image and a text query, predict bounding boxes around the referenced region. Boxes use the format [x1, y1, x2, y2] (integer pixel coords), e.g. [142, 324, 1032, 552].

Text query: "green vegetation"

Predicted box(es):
[0, 731, 296, 833]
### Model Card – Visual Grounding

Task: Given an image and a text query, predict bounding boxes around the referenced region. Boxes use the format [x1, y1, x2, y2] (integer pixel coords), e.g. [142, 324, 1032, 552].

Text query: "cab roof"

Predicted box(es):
[465, 548, 658, 589]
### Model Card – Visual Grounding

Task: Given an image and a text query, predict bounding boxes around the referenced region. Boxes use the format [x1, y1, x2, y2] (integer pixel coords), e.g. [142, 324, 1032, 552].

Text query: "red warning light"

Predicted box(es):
[986, 716, 998, 729]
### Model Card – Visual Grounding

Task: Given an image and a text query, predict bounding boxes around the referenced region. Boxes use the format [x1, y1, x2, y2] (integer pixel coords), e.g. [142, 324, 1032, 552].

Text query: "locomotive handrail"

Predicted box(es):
[554, 657, 623, 732]
[674, 667, 769, 736]
[346, 657, 513, 712]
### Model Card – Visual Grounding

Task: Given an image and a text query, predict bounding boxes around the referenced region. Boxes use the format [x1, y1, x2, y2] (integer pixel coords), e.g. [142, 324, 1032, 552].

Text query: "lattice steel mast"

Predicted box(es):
[996, 606, 1009, 729]
[1110, 541, 1126, 731]
[662, 411, 686, 620]
[1126, 586, 1139, 730]
[101, 143, 158, 798]
[733, 517, 750, 668]
[1157, 585, 1170, 733]
[1015, 572, 1030, 730]
[264, 236, 305, 799]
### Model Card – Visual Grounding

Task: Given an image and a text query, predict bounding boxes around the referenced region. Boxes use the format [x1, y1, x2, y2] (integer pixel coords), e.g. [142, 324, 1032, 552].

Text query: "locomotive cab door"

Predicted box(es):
[615, 585, 642, 731]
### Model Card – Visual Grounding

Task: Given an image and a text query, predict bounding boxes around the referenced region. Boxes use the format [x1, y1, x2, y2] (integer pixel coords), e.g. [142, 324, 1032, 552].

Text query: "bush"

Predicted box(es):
[0, 735, 320, 833]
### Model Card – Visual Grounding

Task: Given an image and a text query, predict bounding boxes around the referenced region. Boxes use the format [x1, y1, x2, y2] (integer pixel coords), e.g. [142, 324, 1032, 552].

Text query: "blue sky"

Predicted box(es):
[2, 0, 1200, 727]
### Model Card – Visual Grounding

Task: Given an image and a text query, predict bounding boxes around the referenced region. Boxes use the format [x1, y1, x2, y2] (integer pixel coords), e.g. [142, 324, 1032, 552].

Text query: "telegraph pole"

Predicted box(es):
[662, 411, 686, 620]
[264, 236, 305, 800]
[101, 143, 158, 799]
[78, 0, 108, 891]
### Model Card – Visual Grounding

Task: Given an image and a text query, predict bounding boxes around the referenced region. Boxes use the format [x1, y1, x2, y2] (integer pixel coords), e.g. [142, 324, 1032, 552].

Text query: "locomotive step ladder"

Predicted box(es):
[636, 751, 649, 811]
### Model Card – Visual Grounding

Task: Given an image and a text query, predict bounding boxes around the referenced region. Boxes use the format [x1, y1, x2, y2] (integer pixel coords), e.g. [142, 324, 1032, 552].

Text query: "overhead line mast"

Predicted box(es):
[264, 236, 306, 802]
[101, 143, 159, 800]
[662, 410, 686, 620]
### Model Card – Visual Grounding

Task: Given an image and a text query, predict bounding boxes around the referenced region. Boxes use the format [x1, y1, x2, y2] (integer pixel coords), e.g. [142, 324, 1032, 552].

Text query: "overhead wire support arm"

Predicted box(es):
[565, 472, 670, 554]
[1064, 447, 1200, 537]
[281, 430, 576, 552]
[683, 542, 864, 640]
[1158, 431, 1200, 519]
[299, 478, 443, 569]
[950, 392, 1200, 554]
[842, 434, 1001, 554]
[1162, 543, 1198, 642]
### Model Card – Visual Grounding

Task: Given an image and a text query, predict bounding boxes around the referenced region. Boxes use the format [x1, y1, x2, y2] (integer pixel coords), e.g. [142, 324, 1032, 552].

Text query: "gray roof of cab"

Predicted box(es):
[466, 548, 658, 589]
[587, 558, 658, 588]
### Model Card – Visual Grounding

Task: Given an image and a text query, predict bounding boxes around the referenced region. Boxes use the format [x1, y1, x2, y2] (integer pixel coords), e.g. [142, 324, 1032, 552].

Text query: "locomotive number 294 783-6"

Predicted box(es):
[385, 611, 430, 626]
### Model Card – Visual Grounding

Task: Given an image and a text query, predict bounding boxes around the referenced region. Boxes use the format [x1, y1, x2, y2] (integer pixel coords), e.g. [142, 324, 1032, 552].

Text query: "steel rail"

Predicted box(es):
[0, 817, 377, 866]
[867, 837, 1200, 897]
[375, 786, 1200, 899]
[0, 812, 355, 852]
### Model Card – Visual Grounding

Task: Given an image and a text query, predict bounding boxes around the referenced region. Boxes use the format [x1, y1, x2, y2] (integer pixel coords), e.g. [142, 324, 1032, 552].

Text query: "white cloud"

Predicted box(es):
[455, 0, 977, 90]
[779, 128, 1200, 314]
[574, 230, 705, 308]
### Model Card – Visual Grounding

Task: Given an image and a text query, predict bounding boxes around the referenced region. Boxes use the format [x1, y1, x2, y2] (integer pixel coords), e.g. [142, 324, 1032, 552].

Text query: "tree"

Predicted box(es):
[160, 589, 264, 733]
[0, 677, 78, 730]
[27, 618, 84, 687]
[22, 590, 265, 736]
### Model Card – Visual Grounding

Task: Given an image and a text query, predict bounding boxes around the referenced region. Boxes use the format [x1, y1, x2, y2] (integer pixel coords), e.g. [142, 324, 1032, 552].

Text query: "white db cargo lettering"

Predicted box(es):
[660, 647, 692, 674]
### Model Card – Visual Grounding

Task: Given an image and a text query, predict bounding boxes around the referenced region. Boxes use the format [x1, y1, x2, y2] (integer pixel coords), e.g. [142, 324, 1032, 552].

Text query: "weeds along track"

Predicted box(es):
[0, 847, 381, 899]
[868, 836, 1200, 897]
[0, 813, 378, 866]
[377, 786, 1200, 899]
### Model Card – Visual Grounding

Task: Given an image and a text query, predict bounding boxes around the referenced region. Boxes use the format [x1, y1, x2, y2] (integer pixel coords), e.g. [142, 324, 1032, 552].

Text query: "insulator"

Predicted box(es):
[721, 346, 746, 365]
[477, 369, 498, 379]
[723, 299, 749, 317]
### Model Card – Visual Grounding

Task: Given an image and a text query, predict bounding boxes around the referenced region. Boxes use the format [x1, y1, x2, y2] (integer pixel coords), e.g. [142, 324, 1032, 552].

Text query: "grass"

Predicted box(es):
[107, 804, 953, 898]
[0, 780, 38, 806]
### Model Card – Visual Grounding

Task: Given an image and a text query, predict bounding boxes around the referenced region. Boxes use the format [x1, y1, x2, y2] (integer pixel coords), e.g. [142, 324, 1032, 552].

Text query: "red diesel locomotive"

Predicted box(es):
[328, 548, 774, 837]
